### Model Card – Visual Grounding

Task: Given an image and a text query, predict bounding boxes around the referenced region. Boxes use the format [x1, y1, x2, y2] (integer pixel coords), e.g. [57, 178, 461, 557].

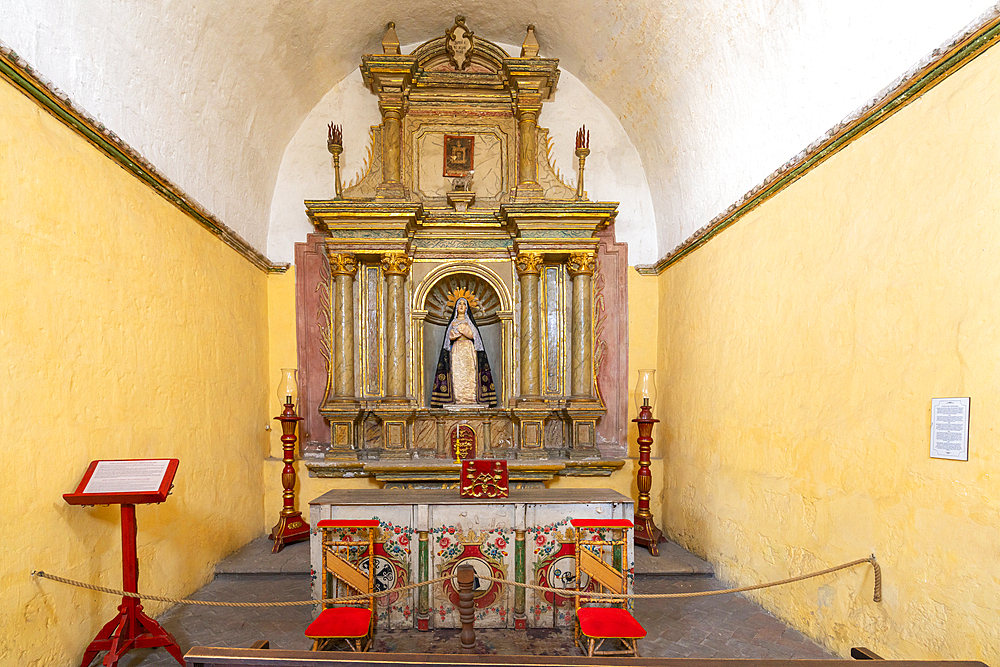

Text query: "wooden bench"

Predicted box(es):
[184, 649, 987, 667]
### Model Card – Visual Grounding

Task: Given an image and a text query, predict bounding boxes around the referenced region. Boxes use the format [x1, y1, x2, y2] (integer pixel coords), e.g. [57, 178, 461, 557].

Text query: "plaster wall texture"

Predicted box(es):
[266, 50, 657, 264]
[263, 268, 379, 531]
[654, 39, 1000, 661]
[3, 2, 995, 265]
[547, 268, 665, 517]
[0, 76, 270, 665]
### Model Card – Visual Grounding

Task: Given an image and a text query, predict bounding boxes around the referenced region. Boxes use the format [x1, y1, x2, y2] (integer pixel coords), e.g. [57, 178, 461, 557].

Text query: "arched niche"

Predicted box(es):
[413, 262, 513, 408]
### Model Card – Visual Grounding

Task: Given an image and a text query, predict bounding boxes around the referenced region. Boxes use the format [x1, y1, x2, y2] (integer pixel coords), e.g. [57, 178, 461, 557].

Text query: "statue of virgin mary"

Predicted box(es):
[431, 297, 497, 407]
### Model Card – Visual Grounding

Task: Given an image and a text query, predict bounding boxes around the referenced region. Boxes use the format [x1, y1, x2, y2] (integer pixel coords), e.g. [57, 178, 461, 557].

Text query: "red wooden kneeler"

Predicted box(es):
[64, 459, 183, 667]
[306, 519, 378, 651]
[571, 518, 646, 657]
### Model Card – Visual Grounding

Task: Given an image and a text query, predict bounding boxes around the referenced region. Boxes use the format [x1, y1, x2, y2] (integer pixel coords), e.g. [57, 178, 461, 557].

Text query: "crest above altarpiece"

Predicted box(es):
[295, 17, 629, 485]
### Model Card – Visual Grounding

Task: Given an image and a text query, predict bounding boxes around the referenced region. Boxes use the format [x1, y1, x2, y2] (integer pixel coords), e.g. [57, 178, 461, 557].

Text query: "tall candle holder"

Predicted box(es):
[327, 122, 344, 199]
[632, 369, 665, 555]
[270, 368, 310, 553]
[575, 125, 590, 201]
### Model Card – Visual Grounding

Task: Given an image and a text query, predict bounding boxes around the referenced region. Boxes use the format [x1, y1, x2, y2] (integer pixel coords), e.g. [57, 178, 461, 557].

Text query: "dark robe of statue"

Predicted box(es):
[431, 297, 497, 407]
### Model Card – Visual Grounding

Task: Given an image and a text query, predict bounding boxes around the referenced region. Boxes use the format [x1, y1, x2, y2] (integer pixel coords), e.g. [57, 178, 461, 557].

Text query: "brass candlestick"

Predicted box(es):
[327, 122, 343, 198]
[575, 125, 590, 201]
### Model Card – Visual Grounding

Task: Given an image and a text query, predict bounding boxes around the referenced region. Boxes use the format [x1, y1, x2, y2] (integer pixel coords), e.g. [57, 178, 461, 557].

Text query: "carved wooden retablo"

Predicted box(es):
[295, 17, 629, 484]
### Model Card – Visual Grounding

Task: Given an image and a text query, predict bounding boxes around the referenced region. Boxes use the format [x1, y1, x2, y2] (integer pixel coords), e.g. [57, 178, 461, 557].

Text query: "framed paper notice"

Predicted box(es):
[64, 458, 179, 505]
[930, 398, 970, 461]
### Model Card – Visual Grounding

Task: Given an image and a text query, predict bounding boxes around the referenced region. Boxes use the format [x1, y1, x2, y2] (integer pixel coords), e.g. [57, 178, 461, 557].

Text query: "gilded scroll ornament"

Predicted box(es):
[445, 16, 475, 70]
[460, 460, 509, 498]
[381, 252, 412, 275]
[515, 253, 544, 275]
[328, 252, 358, 275]
[566, 252, 596, 277]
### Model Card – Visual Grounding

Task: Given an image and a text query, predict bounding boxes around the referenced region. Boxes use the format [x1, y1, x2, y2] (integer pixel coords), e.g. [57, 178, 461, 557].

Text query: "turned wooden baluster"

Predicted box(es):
[457, 563, 476, 653]
[633, 400, 664, 555]
[270, 399, 310, 553]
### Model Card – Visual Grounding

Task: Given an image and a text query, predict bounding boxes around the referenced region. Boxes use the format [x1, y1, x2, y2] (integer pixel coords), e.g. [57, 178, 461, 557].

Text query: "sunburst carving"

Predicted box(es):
[425, 273, 500, 325]
[445, 287, 480, 311]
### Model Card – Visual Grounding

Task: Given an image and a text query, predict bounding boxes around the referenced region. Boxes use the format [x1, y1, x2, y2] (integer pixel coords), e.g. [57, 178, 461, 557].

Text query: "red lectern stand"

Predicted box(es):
[64, 459, 184, 667]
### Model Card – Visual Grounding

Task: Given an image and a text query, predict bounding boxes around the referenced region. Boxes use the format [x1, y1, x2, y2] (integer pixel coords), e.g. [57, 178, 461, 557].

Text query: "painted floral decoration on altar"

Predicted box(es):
[346, 518, 411, 625]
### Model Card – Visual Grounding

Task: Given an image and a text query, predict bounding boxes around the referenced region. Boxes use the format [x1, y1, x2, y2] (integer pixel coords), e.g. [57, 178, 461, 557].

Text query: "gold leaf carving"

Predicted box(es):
[515, 253, 544, 275]
[567, 252, 596, 276]
[381, 252, 412, 275]
[424, 272, 501, 325]
[328, 252, 358, 275]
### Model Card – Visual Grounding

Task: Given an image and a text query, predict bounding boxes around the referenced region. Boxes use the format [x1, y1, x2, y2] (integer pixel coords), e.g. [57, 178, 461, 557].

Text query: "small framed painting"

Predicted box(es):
[443, 134, 474, 176]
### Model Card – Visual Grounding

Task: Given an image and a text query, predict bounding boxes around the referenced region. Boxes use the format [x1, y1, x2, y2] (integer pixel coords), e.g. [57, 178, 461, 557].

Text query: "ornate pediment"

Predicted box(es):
[362, 16, 559, 107]
[349, 16, 570, 206]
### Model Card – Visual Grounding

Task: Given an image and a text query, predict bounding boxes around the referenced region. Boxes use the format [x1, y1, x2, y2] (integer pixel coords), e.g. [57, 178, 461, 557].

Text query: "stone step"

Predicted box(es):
[215, 535, 712, 577]
[633, 540, 713, 576]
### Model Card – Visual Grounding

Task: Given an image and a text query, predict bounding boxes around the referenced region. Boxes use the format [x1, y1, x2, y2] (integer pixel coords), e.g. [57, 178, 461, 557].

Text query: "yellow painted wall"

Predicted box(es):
[0, 77, 270, 664]
[656, 45, 1000, 660]
[262, 268, 378, 531]
[548, 268, 665, 518]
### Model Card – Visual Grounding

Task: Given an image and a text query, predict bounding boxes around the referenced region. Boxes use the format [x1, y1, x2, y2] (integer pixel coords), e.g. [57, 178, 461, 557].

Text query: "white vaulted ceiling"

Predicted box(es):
[2, 1, 996, 264]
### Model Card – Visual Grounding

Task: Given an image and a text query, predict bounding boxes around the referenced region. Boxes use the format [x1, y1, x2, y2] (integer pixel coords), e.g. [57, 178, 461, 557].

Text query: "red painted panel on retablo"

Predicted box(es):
[460, 459, 509, 498]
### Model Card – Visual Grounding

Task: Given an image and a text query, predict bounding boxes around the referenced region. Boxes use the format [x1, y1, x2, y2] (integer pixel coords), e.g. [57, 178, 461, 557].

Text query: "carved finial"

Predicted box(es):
[521, 24, 539, 57]
[382, 21, 401, 54]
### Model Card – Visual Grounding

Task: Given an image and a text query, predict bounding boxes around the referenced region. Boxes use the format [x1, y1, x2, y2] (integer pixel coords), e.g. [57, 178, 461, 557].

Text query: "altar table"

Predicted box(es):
[309, 489, 633, 630]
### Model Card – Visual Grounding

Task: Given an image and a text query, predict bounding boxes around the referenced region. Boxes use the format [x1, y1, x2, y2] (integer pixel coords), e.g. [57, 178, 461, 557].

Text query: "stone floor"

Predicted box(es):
[113, 536, 836, 666]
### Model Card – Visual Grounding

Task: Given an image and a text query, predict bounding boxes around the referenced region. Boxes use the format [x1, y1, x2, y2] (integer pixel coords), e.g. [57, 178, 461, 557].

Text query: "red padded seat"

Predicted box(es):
[316, 519, 380, 528]
[305, 607, 373, 639]
[570, 519, 634, 529]
[577, 607, 647, 639]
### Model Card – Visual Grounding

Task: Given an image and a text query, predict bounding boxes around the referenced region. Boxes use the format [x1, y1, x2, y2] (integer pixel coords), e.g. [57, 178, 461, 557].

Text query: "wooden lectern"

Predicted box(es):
[63, 459, 183, 667]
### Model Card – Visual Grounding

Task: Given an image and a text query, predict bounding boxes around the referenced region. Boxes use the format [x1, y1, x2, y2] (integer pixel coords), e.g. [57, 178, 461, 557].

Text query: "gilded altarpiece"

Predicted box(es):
[295, 18, 629, 484]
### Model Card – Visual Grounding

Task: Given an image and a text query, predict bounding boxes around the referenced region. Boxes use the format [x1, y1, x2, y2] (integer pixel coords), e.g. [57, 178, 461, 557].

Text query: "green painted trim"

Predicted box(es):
[0, 49, 287, 274]
[418, 533, 429, 615]
[514, 532, 526, 615]
[637, 14, 1000, 276]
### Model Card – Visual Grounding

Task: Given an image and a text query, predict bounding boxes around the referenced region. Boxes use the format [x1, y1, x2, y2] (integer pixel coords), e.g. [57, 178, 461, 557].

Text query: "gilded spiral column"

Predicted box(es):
[567, 252, 596, 398]
[381, 252, 412, 399]
[329, 253, 358, 398]
[515, 253, 544, 398]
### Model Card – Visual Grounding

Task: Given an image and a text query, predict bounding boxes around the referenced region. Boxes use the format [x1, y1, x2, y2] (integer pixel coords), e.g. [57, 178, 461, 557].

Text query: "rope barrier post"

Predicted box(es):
[457, 563, 476, 653]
